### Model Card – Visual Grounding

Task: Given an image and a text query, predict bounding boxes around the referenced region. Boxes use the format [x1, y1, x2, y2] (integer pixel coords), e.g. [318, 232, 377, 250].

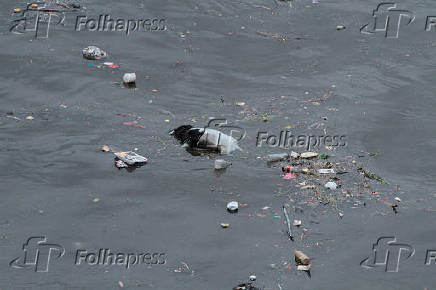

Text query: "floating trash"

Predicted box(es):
[115, 159, 129, 168]
[297, 265, 311, 271]
[114, 151, 147, 166]
[300, 152, 318, 159]
[294, 249, 310, 265]
[215, 159, 232, 170]
[170, 124, 242, 154]
[283, 205, 293, 240]
[232, 283, 259, 290]
[123, 73, 136, 84]
[319, 153, 328, 159]
[282, 172, 296, 180]
[82, 46, 107, 60]
[267, 153, 289, 162]
[324, 181, 338, 190]
[318, 168, 335, 174]
[227, 201, 238, 213]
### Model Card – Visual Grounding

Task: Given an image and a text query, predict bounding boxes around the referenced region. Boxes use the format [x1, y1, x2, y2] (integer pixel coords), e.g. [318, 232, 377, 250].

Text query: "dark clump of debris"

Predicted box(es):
[232, 282, 260, 290]
[357, 168, 388, 183]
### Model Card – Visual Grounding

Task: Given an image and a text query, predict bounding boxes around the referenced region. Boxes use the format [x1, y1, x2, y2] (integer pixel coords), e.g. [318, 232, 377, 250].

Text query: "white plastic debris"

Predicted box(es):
[227, 201, 238, 213]
[199, 128, 241, 154]
[123, 73, 137, 84]
[297, 265, 311, 271]
[336, 25, 346, 30]
[290, 151, 300, 158]
[114, 151, 147, 165]
[293, 219, 302, 227]
[82, 46, 107, 60]
[267, 153, 289, 162]
[249, 275, 256, 281]
[300, 152, 318, 159]
[171, 125, 242, 154]
[318, 168, 335, 174]
[215, 159, 232, 170]
[324, 181, 338, 190]
[394, 197, 402, 202]
[115, 160, 129, 168]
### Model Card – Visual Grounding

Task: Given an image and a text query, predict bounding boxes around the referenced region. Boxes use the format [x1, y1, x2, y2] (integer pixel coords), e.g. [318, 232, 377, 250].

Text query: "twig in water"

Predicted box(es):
[283, 205, 294, 241]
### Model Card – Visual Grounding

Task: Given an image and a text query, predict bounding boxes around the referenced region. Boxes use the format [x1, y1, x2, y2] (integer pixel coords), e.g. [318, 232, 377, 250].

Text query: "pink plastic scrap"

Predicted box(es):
[282, 172, 296, 180]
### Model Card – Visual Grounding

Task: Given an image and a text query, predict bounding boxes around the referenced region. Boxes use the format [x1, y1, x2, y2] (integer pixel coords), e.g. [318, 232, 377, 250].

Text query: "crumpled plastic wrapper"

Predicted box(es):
[114, 151, 147, 166]
[82, 46, 107, 60]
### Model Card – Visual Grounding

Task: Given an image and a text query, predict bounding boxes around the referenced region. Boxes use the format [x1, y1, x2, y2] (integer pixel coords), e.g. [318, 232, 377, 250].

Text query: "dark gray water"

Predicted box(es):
[1, 0, 436, 289]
